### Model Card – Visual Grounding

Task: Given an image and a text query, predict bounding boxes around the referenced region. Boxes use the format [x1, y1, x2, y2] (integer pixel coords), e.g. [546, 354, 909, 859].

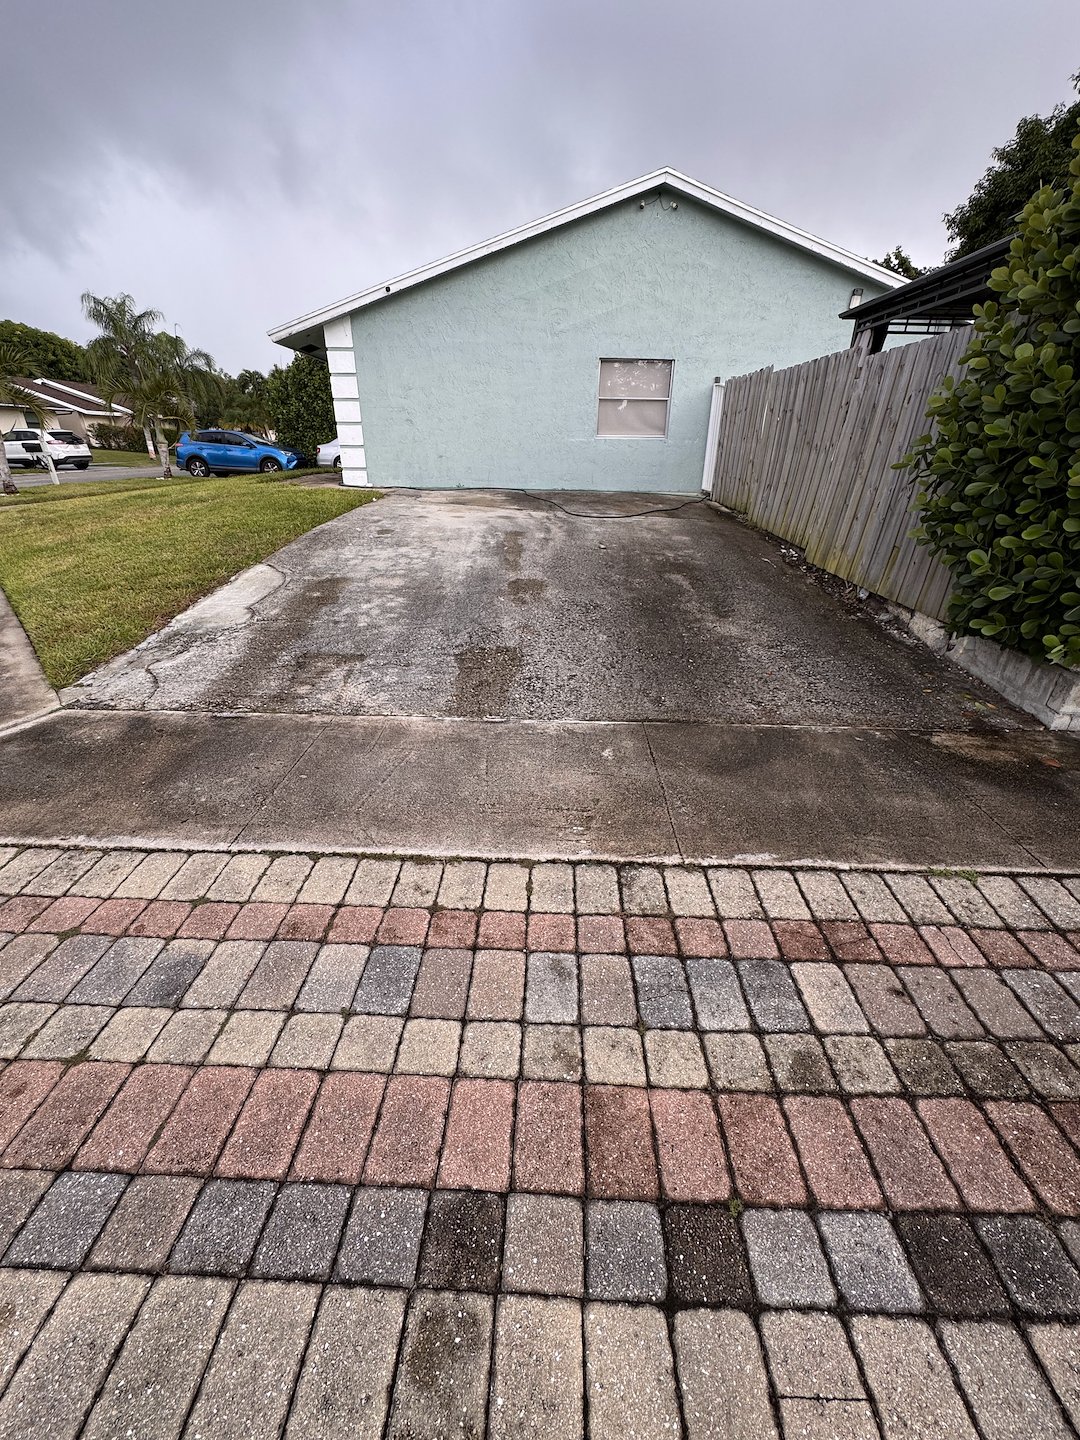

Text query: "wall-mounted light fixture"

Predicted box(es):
[848, 287, 864, 308]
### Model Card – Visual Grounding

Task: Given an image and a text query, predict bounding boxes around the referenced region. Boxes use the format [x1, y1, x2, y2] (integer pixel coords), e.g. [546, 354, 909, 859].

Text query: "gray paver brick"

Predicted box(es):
[674, 1308, 779, 1440]
[287, 1285, 405, 1440]
[206, 1009, 285, 1066]
[900, 967, 985, 1039]
[686, 958, 750, 1030]
[181, 940, 264, 1008]
[147, 1008, 226, 1064]
[530, 862, 575, 913]
[976, 875, 1050, 928]
[297, 856, 357, 905]
[0, 848, 63, 893]
[0, 1268, 68, 1393]
[391, 860, 443, 909]
[489, 1295, 583, 1440]
[113, 851, 187, 899]
[743, 1209, 835, 1308]
[778, 1398, 881, 1438]
[929, 876, 1002, 927]
[336, 1186, 427, 1285]
[21, 1003, 113, 1059]
[206, 852, 270, 900]
[159, 852, 229, 900]
[580, 955, 637, 1026]
[954, 970, 1044, 1040]
[764, 1033, 837, 1092]
[761, 1310, 865, 1398]
[0, 1172, 51, 1254]
[82, 1275, 232, 1440]
[88, 1175, 202, 1272]
[883, 873, 954, 924]
[886, 1038, 962, 1095]
[843, 872, 907, 923]
[0, 1003, 55, 1059]
[1028, 1323, 1080, 1429]
[344, 857, 400, 906]
[387, 1290, 494, 1440]
[584, 1026, 646, 1086]
[485, 861, 530, 911]
[824, 1036, 900, 1094]
[645, 1029, 707, 1087]
[575, 864, 620, 914]
[0, 1271, 149, 1440]
[752, 869, 811, 919]
[525, 952, 579, 1023]
[352, 945, 423, 1015]
[459, 1020, 521, 1079]
[183, 1278, 319, 1440]
[940, 1319, 1073, 1440]
[332, 1015, 402, 1070]
[88, 1006, 171, 1061]
[706, 867, 763, 918]
[793, 962, 869, 1033]
[436, 860, 486, 909]
[703, 1032, 773, 1090]
[522, 1023, 581, 1081]
[738, 958, 810, 1031]
[253, 1182, 351, 1280]
[584, 1302, 681, 1438]
[127, 939, 212, 1007]
[663, 866, 715, 917]
[977, 1216, 1080, 1317]
[237, 940, 318, 1010]
[270, 1013, 344, 1069]
[69, 935, 164, 1005]
[587, 1201, 666, 1301]
[32, 850, 101, 896]
[1006, 1041, 1080, 1099]
[295, 942, 369, 1011]
[818, 1212, 923, 1313]
[71, 850, 145, 898]
[796, 870, 857, 921]
[170, 1179, 277, 1276]
[852, 1316, 978, 1440]
[620, 865, 668, 915]
[632, 954, 693, 1028]
[12, 933, 112, 1002]
[1019, 876, 1080, 929]
[251, 854, 313, 902]
[504, 1194, 584, 1296]
[1003, 970, 1080, 1043]
[946, 1041, 1027, 1099]
[0, 934, 59, 1002]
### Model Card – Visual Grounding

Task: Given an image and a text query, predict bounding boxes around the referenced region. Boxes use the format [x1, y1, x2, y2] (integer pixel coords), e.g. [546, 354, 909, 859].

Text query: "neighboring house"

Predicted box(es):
[0, 378, 134, 443]
[269, 168, 902, 494]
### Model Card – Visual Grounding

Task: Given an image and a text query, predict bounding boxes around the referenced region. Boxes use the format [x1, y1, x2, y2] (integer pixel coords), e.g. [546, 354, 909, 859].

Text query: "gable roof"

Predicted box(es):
[6, 377, 132, 419]
[269, 167, 905, 351]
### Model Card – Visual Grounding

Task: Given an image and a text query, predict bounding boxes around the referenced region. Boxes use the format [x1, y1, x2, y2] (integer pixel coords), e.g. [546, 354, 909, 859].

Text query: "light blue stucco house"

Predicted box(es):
[270, 169, 901, 494]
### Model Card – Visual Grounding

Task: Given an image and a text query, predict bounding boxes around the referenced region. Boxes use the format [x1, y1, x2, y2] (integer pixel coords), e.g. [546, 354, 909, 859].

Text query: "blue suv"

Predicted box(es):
[176, 430, 303, 476]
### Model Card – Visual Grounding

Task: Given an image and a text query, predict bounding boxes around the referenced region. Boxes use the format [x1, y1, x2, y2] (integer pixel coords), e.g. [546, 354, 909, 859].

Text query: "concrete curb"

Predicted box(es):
[0, 588, 59, 736]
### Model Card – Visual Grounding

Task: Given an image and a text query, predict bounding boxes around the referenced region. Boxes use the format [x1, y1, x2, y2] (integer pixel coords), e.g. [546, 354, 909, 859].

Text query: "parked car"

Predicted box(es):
[175, 430, 303, 477]
[316, 437, 341, 468]
[4, 428, 90, 469]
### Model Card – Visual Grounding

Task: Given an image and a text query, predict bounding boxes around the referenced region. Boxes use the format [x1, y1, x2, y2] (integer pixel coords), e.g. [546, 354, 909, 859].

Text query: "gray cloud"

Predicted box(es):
[2, 0, 1078, 372]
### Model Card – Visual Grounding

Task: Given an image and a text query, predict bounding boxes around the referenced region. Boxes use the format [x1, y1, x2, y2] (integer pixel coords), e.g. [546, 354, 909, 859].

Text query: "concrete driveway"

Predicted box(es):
[66, 489, 1028, 730]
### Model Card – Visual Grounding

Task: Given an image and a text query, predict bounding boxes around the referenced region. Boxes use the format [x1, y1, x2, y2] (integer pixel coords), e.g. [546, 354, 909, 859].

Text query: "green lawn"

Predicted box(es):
[90, 449, 159, 466]
[0, 473, 378, 689]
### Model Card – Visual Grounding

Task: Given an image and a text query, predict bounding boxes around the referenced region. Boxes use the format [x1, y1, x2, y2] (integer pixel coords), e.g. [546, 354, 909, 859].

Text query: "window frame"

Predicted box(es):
[595, 357, 674, 440]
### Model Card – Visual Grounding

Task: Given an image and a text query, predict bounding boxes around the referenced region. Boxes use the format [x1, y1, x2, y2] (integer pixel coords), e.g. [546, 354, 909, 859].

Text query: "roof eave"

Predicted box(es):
[268, 167, 904, 349]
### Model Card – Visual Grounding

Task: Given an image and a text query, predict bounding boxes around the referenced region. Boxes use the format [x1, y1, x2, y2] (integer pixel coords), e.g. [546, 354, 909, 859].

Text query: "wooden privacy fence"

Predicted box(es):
[709, 327, 969, 620]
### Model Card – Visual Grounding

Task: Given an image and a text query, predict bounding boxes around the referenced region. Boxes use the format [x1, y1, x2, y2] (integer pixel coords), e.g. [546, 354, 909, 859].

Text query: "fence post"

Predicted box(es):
[701, 378, 725, 498]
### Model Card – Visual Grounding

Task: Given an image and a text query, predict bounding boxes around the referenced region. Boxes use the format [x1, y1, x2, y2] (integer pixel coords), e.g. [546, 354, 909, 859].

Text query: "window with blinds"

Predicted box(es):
[596, 358, 673, 437]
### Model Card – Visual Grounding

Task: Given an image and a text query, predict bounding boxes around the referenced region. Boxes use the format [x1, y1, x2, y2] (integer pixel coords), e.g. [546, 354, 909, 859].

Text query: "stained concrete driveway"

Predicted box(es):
[3, 489, 1078, 866]
[65, 489, 1031, 730]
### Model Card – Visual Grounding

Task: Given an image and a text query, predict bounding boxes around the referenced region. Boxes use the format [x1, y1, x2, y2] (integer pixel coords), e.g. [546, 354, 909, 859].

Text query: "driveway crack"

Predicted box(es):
[642, 722, 683, 860]
[230, 717, 330, 845]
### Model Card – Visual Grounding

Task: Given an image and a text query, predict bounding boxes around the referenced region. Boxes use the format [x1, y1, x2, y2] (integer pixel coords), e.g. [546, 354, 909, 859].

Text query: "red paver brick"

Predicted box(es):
[376, 908, 430, 946]
[527, 913, 576, 953]
[772, 921, 828, 961]
[290, 1071, 385, 1183]
[143, 1066, 255, 1175]
[970, 930, 1037, 967]
[850, 1097, 959, 1210]
[625, 917, 678, 956]
[821, 921, 881, 962]
[2, 1062, 130, 1169]
[585, 1085, 658, 1199]
[1050, 1102, 1080, 1150]
[675, 917, 728, 958]
[428, 910, 479, 949]
[363, 1075, 450, 1186]
[328, 906, 382, 943]
[275, 903, 334, 941]
[1017, 931, 1080, 970]
[216, 1068, 319, 1180]
[514, 1081, 584, 1194]
[870, 924, 935, 966]
[0, 896, 50, 932]
[650, 1089, 729, 1202]
[81, 897, 148, 935]
[467, 951, 525, 1020]
[437, 1078, 515, 1191]
[722, 919, 779, 960]
[26, 896, 100, 932]
[128, 900, 192, 938]
[73, 1064, 193, 1173]
[917, 1098, 1033, 1213]
[177, 902, 240, 940]
[717, 1094, 806, 1206]
[577, 916, 626, 954]
[0, 1061, 63, 1152]
[919, 926, 984, 967]
[987, 1101, 1080, 1216]
[784, 1096, 882, 1210]
[477, 912, 526, 949]
[224, 902, 289, 940]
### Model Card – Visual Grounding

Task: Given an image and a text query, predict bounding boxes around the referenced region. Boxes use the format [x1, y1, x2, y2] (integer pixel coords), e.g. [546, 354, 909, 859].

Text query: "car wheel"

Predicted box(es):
[186, 457, 211, 477]
[334, 455, 342, 469]
[75, 462, 90, 470]
[259, 458, 283, 473]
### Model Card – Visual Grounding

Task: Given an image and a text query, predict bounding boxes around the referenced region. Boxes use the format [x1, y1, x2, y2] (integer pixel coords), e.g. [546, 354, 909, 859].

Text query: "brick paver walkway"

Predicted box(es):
[0, 844, 1078, 1436]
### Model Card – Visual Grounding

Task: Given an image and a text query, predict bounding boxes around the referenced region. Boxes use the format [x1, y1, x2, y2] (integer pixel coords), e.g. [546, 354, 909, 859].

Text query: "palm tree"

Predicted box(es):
[82, 293, 162, 458]
[0, 346, 58, 495]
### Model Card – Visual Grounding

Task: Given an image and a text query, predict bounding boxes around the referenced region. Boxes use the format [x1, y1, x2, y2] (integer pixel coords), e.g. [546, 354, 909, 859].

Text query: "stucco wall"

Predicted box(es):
[349, 196, 889, 493]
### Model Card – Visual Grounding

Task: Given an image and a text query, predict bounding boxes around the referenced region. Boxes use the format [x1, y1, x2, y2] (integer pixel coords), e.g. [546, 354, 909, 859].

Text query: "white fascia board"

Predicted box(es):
[28, 379, 132, 416]
[268, 167, 905, 346]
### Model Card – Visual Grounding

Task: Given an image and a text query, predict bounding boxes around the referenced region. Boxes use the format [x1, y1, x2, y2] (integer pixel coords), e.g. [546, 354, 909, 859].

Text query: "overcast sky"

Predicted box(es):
[2, 0, 1078, 374]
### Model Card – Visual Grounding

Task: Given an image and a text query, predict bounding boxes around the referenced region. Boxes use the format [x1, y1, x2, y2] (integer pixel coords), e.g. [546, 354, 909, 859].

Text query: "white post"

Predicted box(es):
[700, 378, 725, 499]
[324, 318, 368, 487]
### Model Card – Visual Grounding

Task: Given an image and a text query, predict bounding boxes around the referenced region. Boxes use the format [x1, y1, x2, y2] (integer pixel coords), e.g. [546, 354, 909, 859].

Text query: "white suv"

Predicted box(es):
[4, 429, 91, 469]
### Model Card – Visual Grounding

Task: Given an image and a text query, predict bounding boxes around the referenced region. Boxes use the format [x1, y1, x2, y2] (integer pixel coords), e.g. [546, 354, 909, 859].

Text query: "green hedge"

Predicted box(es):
[901, 134, 1080, 670]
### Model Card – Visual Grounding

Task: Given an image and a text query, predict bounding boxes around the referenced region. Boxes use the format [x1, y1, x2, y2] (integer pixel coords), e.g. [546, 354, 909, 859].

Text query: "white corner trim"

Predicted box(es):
[323, 320, 368, 487]
[269, 167, 905, 345]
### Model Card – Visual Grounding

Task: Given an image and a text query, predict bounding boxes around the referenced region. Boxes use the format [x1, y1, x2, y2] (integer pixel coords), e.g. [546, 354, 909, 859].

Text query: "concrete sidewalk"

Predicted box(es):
[0, 708, 1077, 867]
